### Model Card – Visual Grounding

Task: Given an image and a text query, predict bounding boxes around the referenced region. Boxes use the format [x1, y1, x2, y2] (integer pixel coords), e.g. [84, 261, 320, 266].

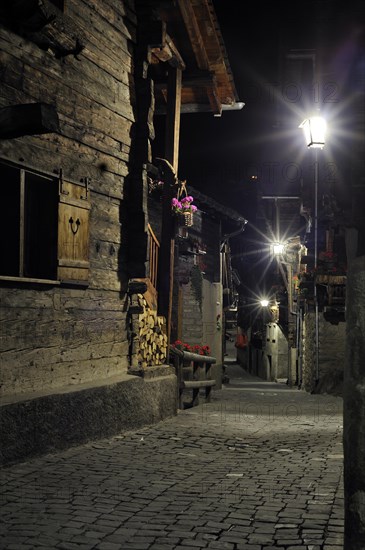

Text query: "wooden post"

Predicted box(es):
[157, 66, 182, 346]
[165, 66, 181, 173]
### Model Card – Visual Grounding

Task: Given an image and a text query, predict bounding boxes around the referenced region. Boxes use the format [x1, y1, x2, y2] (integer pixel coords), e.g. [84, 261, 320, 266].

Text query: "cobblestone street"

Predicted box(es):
[0, 365, 344, 550]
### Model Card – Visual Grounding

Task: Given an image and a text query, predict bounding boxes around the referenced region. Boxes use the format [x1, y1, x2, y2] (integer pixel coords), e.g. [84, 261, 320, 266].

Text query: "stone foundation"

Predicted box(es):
[0, 367, 177, 466]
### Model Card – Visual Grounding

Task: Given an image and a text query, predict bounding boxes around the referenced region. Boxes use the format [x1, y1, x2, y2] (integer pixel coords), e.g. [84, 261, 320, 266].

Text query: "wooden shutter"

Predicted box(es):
[58, 178, 90, 283]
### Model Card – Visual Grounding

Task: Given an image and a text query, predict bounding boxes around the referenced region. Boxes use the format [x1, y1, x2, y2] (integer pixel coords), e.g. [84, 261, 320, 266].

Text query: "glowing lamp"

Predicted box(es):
[299, 116, 326, 149]
[273, 242, 285, 255]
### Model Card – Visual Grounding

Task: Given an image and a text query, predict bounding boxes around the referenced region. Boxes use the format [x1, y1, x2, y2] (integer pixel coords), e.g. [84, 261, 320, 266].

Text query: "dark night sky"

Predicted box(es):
[168, 0, 364, 299]
[151, 0, 364, 298]
[173, 0, 364, 223]
[177, 0, 314, 210]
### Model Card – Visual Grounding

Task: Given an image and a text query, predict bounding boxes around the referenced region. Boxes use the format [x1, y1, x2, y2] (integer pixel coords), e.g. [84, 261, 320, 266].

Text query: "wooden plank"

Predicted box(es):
[0, 138, 125, 200]
[0, 276, 60, 285]
[0, 312, 127, 349]
[58, 259, 89, 268]
[176, 0, 209, 70]
[57, 180, 90, 282]
[176, 350, 216, 364]
[1, 350, 130, 396]
[0, 286, 125, 310]
[74, 0, 136, 52]
[157, 69, 182, 345]
[151, 33, 185, 70]
[206, 84, 222, 116]
[0, 79, 133, 150]
[0, 43, 134, 121]
[77, 0, 134, 40]
[177, 285, 183, 339]
[165, 66, 182, 173]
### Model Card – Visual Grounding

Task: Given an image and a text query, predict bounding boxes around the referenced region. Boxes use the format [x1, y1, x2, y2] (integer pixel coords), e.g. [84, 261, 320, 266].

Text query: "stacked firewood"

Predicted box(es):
[136, 293, 167, 367]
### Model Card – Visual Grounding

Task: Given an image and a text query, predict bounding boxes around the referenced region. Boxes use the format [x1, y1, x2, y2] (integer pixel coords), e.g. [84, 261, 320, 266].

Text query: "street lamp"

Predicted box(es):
[299, 115, 326, 382]
[259, 298, 269, 349]
[299, 116, 326, 269]
[299, 116, 326, 150]
[273, 242, 285, 255]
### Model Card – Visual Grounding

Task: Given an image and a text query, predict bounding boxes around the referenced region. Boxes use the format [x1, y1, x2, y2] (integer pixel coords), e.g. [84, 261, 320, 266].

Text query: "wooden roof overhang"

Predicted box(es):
[139, 0, 244, 117]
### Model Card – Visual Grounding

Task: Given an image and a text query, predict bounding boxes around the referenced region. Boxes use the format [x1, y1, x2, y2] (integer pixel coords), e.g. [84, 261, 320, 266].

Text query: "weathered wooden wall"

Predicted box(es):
[0, 0, 137, 396]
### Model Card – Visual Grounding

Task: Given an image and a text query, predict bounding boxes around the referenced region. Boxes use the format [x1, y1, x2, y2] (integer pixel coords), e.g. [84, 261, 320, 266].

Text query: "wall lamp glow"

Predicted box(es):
[260, 299, 269, 307]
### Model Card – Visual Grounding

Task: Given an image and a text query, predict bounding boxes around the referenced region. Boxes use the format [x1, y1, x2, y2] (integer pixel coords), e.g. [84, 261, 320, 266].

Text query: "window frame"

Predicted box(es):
[0, 157, 90, 287]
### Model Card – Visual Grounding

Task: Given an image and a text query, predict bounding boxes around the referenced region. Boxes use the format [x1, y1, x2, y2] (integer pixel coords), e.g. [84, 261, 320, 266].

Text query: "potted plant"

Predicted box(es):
[171, 195, 197, 226]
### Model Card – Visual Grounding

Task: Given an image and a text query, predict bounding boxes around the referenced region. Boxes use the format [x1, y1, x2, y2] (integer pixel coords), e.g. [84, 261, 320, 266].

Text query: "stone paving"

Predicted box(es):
[0, 365, 344, 550]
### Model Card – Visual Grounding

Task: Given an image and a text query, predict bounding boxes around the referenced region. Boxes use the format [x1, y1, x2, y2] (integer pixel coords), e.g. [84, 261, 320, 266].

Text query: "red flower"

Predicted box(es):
[172, 340, 211, 356]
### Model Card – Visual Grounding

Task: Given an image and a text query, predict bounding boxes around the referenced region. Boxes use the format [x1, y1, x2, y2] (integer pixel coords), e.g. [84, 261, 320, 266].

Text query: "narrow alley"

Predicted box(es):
[0, 354, 344, 550]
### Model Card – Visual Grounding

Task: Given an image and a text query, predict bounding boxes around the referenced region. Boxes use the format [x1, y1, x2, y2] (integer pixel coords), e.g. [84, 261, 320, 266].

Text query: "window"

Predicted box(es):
[0, 160, 90, 284]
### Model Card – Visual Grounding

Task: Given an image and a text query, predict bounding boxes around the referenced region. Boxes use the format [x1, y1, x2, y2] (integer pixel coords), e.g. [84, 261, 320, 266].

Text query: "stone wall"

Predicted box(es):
[264, 323, 288, 381]
[0, 367, 177, 466]
[302, 312, 345, 394]
[181, 279, 204, 344]
[302, 312, 317, 392]
[315, 313, 345, 395]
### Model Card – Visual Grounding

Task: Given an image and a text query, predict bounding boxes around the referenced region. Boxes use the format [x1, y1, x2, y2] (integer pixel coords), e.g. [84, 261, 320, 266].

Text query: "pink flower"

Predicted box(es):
[171, 198, 181, 207]
[171, 194, 198, 216]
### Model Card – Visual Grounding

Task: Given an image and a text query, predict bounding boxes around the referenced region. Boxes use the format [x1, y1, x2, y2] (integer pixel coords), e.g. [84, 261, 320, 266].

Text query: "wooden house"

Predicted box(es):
[0, 0, 242, 463]
[148, 182, 247, 390]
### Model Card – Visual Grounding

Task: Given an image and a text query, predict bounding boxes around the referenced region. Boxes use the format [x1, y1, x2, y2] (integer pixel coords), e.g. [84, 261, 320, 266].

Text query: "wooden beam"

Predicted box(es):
[155, 70, 221, 115]
[157, 159, 179, 347]
[155, 70, 215, 90]
[151, 33, 185, 70]
[206, 85, 222, 116]
[182, 71, 216, 88]
[165, 66, 182, 174]
[142, 20, 185, 70]
[157, 66, 181, 344]
[177, 0, 210, 70]
[0, 103, 60, 139]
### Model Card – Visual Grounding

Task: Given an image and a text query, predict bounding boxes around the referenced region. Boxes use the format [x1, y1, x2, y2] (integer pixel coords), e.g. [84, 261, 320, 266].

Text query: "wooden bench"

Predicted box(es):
[170, 347, 216, 409]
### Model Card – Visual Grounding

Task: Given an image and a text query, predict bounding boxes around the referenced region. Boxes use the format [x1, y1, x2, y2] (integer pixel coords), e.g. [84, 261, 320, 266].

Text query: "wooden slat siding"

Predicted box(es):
[0, 139, 125, 200]
[0, 0, 137, 396]
[72, 0, 135, 55]
[0, 47, 135, 123]
[148, 223, 159, 290]
[0, 287, 129, 396]
[0, 65, 133, 147]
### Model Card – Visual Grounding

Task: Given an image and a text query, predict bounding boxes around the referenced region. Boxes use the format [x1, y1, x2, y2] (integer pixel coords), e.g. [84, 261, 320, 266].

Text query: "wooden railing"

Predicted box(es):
[170, 347, 216, 409]
[148, 223, 159, 290]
